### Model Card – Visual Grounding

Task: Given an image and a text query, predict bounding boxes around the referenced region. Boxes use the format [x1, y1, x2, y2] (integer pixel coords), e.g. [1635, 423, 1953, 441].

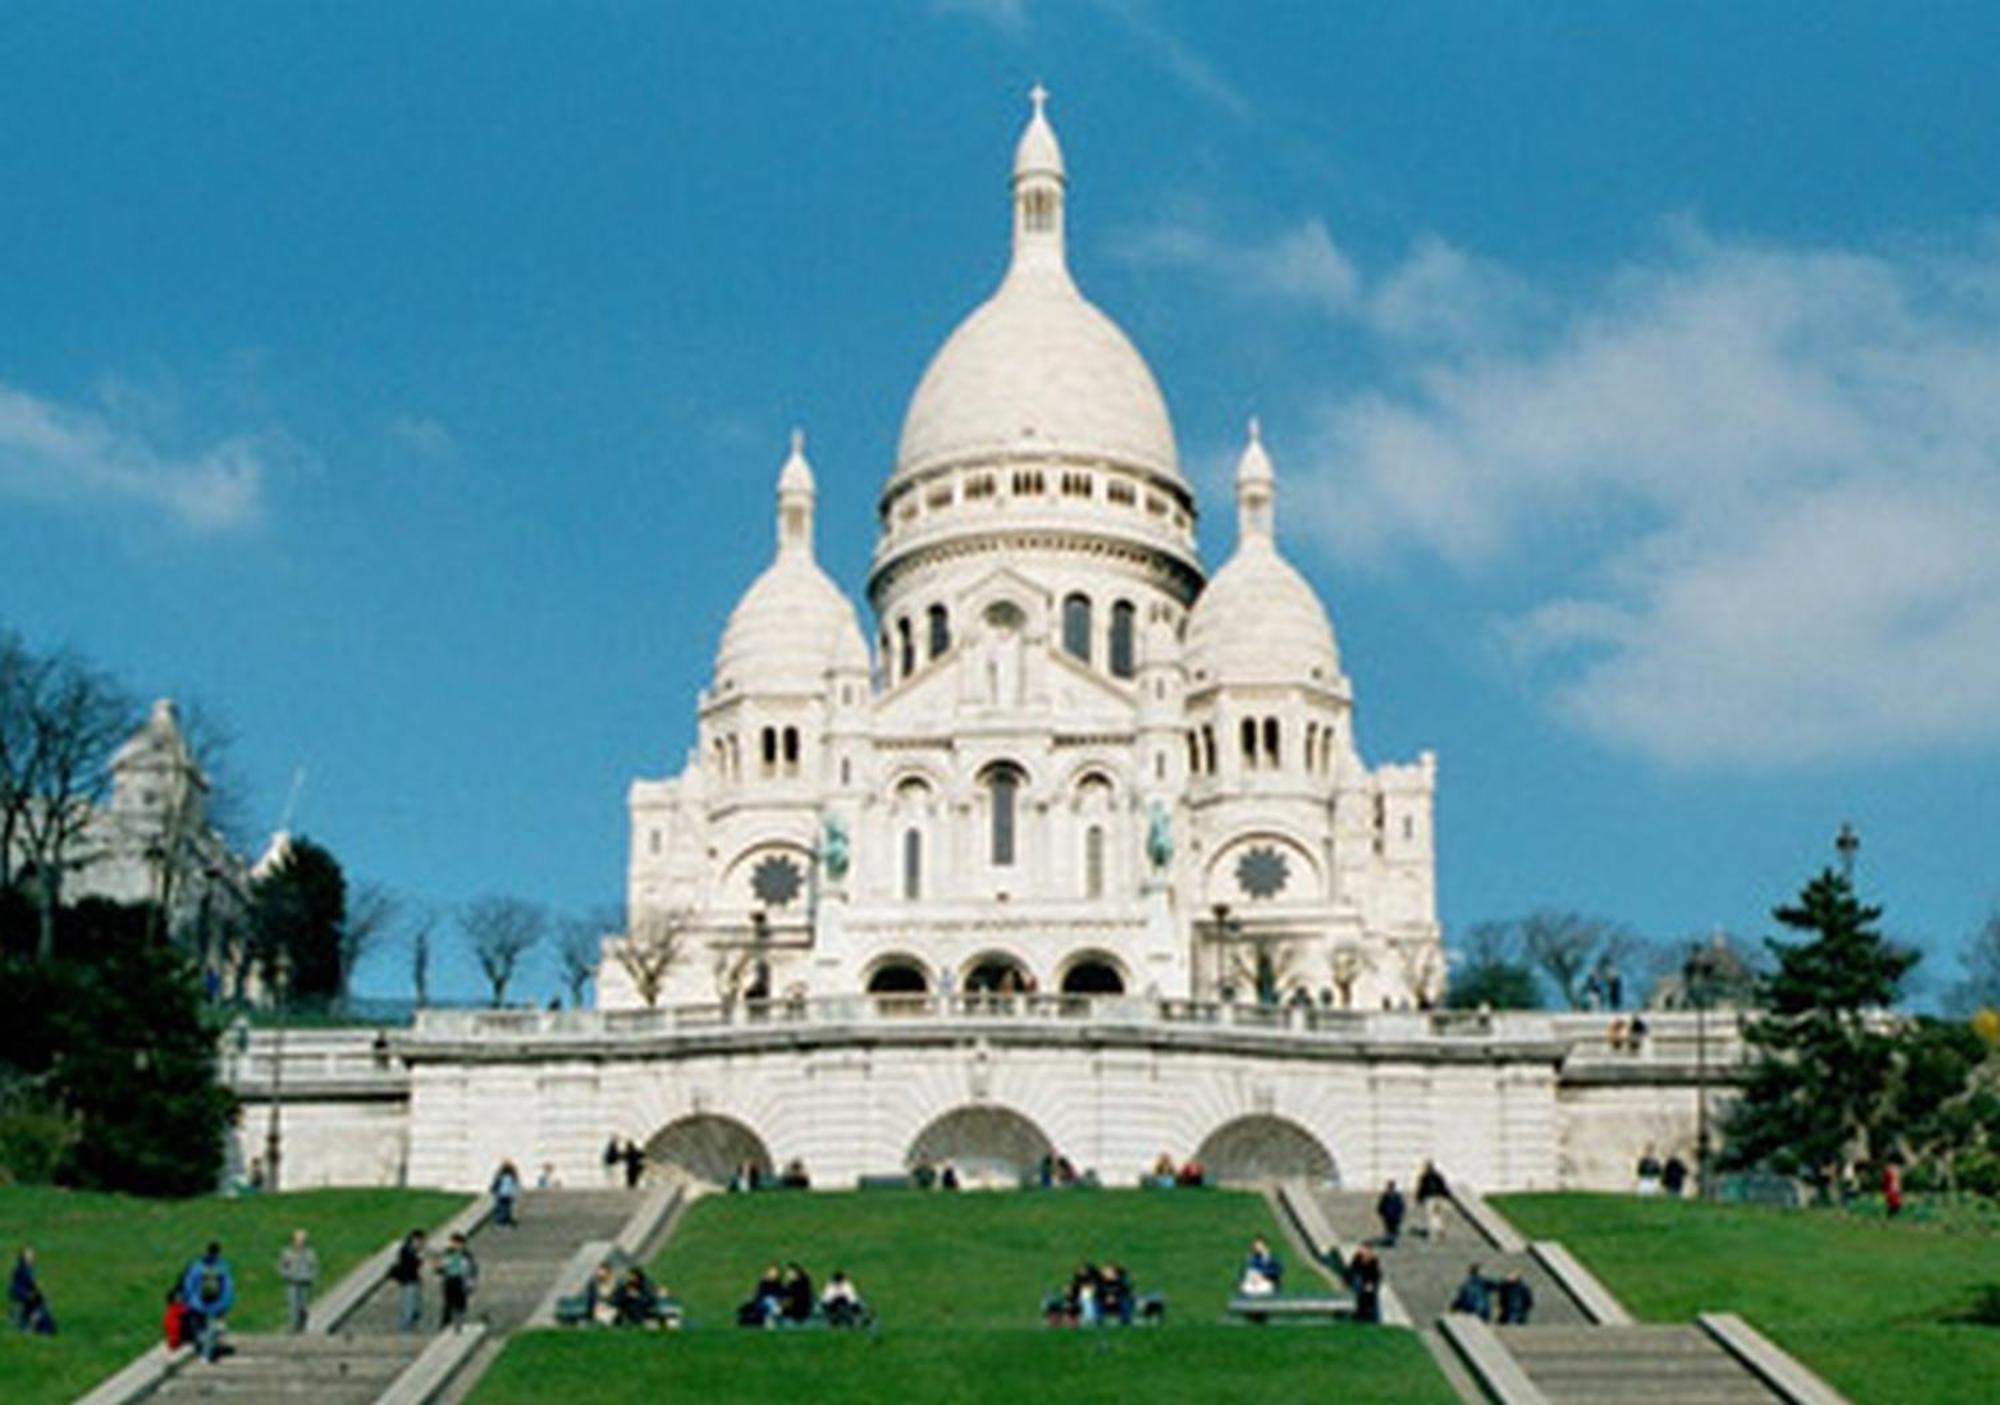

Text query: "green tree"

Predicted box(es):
[1722, 868, 1919, 1193]
[1445, 920, 1544, 1010]
[251, 835, 347, 1006]
[0, 895, 236, 1194]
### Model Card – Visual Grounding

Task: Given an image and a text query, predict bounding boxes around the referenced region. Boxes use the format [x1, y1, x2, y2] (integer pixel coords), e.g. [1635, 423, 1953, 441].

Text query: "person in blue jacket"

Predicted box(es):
[180, 1242, 236, 1362]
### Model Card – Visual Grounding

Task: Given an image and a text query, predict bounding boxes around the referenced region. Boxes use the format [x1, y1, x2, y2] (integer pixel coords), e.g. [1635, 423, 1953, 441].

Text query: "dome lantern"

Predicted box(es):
[1011, 84, 1067, 275]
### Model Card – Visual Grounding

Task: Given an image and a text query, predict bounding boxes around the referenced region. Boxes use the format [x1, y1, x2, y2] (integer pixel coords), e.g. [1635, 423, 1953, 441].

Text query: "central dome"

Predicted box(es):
[890, 92, 1181, 490]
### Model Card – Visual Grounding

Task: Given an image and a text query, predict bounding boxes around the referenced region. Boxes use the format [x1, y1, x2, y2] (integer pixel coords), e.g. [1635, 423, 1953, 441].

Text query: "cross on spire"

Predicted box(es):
[1029, 82, 1049, 118]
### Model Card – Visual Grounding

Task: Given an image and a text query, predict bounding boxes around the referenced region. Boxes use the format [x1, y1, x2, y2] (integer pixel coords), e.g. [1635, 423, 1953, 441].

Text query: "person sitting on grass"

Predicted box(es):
[9, 1247, 56, 1336]
[1099, 1263, 1134, 1325]
[780, 1262, 814, 1323]
[821, 1270, 868, 1328]
[181, 1241, 236, 1363]
[738, 1264, 785, 1327]
[613, 1266, 660, 1327]
[1064, 1262, 1103, 1325]
[1449, 1264, 1493, 1322]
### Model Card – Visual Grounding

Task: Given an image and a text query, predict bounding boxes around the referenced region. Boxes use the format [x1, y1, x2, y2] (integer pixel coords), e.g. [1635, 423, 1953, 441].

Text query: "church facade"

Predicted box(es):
[601, 95, 1441, 1014]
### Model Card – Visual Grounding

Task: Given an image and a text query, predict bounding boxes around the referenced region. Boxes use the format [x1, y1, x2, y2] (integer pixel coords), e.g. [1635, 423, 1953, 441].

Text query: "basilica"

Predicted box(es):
[600, 94, 1441, 1014]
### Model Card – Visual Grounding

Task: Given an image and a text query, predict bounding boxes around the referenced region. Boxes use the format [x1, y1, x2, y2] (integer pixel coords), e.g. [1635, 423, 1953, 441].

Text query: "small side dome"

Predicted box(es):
[713, 557, 869, 696]
[1184, 420, 1341, 688]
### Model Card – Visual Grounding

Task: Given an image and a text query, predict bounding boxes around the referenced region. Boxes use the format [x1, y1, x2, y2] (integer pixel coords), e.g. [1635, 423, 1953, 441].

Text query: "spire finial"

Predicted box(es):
[1030, 82, 1049, 118]
[790, 425, 805, 456]
[1248, 414, 1262, 444]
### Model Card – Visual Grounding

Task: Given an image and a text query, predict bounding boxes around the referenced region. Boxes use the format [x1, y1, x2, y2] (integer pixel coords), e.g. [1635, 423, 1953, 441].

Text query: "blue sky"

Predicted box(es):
[3, 3, 1997, 1004]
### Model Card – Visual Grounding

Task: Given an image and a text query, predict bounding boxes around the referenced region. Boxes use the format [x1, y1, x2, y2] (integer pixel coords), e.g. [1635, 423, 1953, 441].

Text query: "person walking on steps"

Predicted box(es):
[278, 1229, 319, 1333]
[1417, 1161, 1450, 1242]
[389, 1229, 427, 1333]
[438, 1233, 478, 1331]
[490, 1160, 522, 1227]
[1376, 1180, 1407, 1246]
[1497, 1271, 1534, 1325]
[181, 1241, 237, 1363]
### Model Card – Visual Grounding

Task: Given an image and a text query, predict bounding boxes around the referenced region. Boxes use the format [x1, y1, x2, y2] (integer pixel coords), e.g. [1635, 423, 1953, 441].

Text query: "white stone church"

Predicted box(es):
[600, 93, 1442, 1015]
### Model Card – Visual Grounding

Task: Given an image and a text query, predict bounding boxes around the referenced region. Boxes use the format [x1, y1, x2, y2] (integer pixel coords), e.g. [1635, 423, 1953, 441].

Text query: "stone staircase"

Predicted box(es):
[144, 1190, 641, 1405]
[1312, 1188, 1587, 1326]
[1502, 1324, 1785, 1404]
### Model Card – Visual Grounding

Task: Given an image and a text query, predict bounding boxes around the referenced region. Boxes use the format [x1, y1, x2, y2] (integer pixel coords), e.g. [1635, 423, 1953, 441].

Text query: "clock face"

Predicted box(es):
[1235, 845, 1289, 900]
[751, 855, 804, 907]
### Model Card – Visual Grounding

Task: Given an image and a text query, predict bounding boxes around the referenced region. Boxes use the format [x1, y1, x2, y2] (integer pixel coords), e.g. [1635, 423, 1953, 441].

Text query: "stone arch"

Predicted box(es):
[961, 949, 1033, 993]
[906, 1104, 1053, 1185]
[864, 952, 931, 994]
[646, 1113, 773, 1187]
[1058, 950, 1128, 995]
[1194, 1115, 1338, 1186]
[1203, 830, 1325, 904]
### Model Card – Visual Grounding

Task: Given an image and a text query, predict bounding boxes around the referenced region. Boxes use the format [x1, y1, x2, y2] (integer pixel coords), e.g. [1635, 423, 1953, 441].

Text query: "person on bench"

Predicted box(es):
[1241, 1237, 1283, 1295]
[821, 1270, 869, 1327]
[585, 1262, 619, 1326]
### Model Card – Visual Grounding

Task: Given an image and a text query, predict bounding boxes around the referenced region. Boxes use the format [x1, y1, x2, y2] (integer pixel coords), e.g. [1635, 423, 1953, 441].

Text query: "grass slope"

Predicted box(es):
[0, 1184, 467, 1405]
[473, 1188, 1457, 1405]
[1495, 1192, 2000, 1405]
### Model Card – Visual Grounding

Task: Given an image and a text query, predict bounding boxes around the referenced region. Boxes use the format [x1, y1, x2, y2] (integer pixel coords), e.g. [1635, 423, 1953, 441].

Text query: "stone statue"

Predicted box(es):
[822, 813, 850, 881]
[1145, 800, 1173, 873]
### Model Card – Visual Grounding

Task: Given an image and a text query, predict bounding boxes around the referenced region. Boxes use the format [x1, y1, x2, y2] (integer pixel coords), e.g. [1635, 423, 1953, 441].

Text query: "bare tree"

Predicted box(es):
[0, 628, 33, 894]
[407, 903, 440, 1009]
[1948, 908, 2000, 1016]
[341, 882, 400, 1002]
[460, 895, 547, 1007]
[555, 906, 619, 1009]
[8, 644, 136, 959]
[1519, 910, 1641, 1010]
[619, 908, 690, 1009]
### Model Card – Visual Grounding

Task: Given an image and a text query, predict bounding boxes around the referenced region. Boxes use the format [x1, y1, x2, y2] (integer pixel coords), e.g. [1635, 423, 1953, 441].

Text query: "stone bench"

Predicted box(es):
[1227, 1293, 1353, 1323]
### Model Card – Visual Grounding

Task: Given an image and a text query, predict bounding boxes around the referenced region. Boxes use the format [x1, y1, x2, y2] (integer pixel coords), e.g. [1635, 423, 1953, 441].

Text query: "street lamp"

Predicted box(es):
[1209, 903, 1240, 1001]
[1683, 942, 1718, 1200]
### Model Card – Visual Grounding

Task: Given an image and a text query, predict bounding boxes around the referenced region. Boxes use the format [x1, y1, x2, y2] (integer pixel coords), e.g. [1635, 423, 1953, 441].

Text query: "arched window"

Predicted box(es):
[897, 618, 915, 680]
[987, 765, 1021, 867]
[1108, 600, 1136, 678]
[1240, 718, 1258, 769]
[1263, 717, 1280, 768]
[761, 727, 778, 775]
[1201, 726, 1217, 774]
[1304, 723, 1318, 774]
[902, 828, 922, 900]
[782, 727, 800, 775]
[1084, 824, 1105, 899]
[927, 603, 950, 660]
[1062, 594, 1092, 664]
[1186, 732, 1200, 775]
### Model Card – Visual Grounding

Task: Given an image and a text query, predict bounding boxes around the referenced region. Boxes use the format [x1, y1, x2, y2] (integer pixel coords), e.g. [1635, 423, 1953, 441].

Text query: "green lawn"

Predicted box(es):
[1495, 1192, 2000, 1405]
[0, 1184, 467, 1405]
[473, 1188, 1458, 1404]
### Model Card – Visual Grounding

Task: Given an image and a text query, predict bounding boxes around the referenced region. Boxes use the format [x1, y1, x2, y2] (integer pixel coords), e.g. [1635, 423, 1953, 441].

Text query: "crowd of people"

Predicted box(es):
[728, 1158, 814, 1192]
[735, 1262, 871, 1328]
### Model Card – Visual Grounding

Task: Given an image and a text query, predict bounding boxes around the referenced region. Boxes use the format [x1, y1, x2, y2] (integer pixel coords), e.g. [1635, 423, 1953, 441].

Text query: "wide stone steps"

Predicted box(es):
[1504, 1325, 1784, 1404]
[1313, 1189, 1587, 1326]
[148, 1335, 425, 1403]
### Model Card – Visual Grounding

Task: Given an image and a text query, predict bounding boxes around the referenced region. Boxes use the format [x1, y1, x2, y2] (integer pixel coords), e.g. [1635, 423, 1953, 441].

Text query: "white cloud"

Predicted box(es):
[0, 381, 274, 531]
[388, 414, 460, 461]
[1197, 221, 2000, 768]
[1118, 215, 1360, 316]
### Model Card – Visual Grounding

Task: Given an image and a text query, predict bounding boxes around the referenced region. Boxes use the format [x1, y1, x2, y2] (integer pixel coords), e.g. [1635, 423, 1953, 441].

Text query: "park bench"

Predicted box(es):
[1226, 1293, 1353, 1324]
[554, 1288, 683, 1329]
[856, 1173, 913, 1190]
[1040, 1290, 1167, 1325]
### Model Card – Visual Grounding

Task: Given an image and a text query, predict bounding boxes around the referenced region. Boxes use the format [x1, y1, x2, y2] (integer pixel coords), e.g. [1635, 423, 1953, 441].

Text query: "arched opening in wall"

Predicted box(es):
[906, 1105, 1053, 1187]
[927, 603, 951, 659]
[1193, 1115, 1338, 1187]
[1062, 593, 1092, 664]
[865, 957, 930, 995]
[982, 763, 1023, 867]
[1059, 957, 1125, 995]
[1083, 824, 1105, 900]
[897, 618, 915, 680]
[962, 952, 1030, 994]
[901, 827, 922, 900]
[1109, 600, 1136, 678]
[1240, 717, 1258, 768]
[646, 1113, 773, 1188]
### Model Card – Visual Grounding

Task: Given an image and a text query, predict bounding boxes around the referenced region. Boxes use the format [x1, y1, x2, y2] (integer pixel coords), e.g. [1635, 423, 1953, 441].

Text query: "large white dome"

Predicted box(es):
[894, 262, 1182, 486]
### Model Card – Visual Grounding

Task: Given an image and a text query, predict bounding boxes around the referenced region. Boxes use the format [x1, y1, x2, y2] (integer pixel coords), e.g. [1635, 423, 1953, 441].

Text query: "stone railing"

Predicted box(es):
[221, 1027, 410, 1095]
[408, 996, 1588, 1049]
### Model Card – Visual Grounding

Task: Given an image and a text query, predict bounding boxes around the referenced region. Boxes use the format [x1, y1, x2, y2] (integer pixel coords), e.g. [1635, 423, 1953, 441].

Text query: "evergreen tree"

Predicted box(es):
[1723, 868, 1919, 1192]
[0, 897, 236, 1194]
[251, 836, 347, 1006]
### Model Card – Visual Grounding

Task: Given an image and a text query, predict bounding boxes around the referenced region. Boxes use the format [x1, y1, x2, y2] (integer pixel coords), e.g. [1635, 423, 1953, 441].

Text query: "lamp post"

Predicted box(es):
[1683, 943, 1717, 1200]
[1835, 822, 1860, 883]
[1209, 903, 1239, 1002]
[266, 960, 286, 1192]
